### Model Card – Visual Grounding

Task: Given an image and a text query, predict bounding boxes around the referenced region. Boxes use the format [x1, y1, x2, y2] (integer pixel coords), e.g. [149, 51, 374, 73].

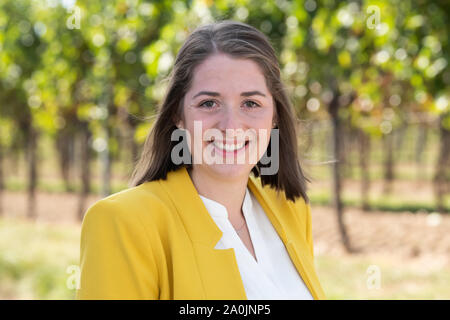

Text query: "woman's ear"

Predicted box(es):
[172, 115, 184, 129]
[272, 104, 278, 128]
[272, 115, 278, 128]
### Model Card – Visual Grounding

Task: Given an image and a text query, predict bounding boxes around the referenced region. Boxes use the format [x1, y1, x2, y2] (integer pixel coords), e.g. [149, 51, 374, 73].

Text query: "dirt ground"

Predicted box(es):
[311, 204, 450, 269]
[2, 189, 450, 269]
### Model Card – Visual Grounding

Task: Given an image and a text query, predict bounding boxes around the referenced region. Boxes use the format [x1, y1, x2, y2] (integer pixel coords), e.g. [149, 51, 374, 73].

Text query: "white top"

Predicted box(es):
[199, 186, 314, 300]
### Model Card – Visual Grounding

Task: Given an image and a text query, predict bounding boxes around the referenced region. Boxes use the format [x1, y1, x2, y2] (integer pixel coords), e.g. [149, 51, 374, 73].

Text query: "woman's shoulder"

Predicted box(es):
[81, 180, 173, 228]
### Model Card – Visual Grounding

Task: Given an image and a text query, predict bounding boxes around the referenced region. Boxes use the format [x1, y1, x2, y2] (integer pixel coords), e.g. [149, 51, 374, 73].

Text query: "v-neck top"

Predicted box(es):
[199, 186, 314, 300]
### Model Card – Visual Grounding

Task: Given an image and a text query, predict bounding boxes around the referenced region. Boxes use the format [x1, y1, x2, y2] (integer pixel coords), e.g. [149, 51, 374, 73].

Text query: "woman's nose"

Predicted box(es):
[217, 107, 242, 132]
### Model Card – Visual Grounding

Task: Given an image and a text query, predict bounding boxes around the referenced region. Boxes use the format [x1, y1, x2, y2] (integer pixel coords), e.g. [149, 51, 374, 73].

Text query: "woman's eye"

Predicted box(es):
[199, 100, 216, 109]
[244, 100, 260, 108]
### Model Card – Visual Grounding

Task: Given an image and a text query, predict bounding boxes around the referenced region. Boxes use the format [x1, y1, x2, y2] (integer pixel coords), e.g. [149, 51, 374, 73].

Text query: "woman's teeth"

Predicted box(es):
[212, 140, 246, 152]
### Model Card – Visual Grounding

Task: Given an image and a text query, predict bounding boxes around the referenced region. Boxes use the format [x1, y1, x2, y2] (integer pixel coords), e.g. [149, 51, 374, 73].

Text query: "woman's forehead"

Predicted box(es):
[189, 54, 269, 96]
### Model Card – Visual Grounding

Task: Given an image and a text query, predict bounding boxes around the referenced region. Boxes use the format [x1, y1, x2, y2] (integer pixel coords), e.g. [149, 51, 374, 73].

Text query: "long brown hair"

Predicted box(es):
[129, 20, 310, 203]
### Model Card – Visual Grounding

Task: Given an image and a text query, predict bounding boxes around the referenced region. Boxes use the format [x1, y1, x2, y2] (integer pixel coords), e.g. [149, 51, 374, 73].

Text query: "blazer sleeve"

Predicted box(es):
[75, 199, 160, 299]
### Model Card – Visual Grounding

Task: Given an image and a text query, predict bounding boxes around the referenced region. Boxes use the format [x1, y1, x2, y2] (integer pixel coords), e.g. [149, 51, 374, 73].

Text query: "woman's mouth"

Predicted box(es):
[209, 139, 250, 156]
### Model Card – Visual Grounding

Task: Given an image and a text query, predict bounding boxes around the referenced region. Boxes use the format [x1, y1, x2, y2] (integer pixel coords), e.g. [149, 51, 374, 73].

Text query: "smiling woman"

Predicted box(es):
[76, 20, 326, 300]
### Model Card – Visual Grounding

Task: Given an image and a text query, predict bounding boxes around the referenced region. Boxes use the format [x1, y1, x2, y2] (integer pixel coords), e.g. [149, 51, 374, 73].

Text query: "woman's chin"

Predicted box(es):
[205, 163, 252, 180]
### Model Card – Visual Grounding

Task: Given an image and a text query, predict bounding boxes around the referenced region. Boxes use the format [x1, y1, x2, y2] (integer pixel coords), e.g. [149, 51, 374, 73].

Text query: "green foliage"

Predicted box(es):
[0, 0, 448, 148]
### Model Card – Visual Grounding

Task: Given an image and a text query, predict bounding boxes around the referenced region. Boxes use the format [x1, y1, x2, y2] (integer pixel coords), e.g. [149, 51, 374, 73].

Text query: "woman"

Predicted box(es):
[76, 20, 326, 300]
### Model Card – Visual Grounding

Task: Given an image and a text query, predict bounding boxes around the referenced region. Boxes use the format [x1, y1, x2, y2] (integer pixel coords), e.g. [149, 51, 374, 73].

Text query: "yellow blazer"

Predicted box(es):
[75, 166, 326, 300]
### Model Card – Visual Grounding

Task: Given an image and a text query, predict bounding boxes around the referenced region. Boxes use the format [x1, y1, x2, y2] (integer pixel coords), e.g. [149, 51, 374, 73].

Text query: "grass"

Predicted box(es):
[1, 217, 449, 299]
[314, 254, 450, 299]
[0, 217, 80, 299]
[308, 189, 450, 213]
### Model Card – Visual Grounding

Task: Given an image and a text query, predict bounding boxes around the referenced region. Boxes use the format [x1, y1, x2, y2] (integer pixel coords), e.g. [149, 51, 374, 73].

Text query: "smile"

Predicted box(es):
[210, 140, 250, 153]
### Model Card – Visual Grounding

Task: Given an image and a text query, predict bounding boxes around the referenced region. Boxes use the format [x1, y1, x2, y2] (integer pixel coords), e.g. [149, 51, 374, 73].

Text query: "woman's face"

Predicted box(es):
[178, 53, 276, 181]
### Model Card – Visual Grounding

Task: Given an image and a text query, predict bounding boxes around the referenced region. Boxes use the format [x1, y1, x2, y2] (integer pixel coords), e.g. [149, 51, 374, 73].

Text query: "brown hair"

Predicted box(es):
[129, 20, 310, 203]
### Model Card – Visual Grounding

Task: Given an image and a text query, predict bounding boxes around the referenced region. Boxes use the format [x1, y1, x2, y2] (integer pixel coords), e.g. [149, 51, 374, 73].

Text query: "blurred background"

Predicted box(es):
[0, 0, 449, 299]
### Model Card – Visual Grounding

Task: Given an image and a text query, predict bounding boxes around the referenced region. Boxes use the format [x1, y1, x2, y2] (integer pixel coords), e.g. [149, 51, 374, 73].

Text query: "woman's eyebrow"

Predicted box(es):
[193, 90, 267, 98]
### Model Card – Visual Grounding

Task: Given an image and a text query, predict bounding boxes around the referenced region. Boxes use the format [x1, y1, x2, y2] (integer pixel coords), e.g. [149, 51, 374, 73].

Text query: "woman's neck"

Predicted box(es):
[187, 166, 248, 222]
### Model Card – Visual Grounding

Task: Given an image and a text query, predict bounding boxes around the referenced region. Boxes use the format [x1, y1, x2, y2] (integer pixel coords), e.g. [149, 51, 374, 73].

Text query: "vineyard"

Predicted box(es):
[0, 0, 449, 299]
